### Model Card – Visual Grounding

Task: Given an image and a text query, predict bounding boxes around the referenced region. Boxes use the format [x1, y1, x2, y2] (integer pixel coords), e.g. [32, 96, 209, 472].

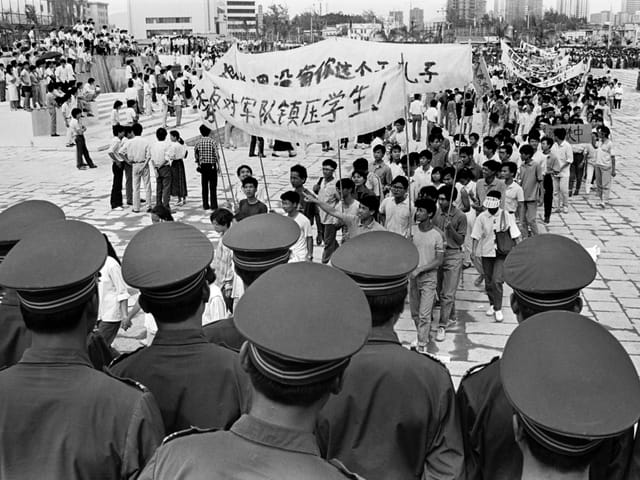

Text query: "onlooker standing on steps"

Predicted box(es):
[46, 84, 59, 137]
[69, 108, 96, 170]
[594, 126, 616, 209]
[150, 127, 172, 210]
[107, 125, 126, 210]
[122, 122, 151, 213]
[194, 124, 219, 211]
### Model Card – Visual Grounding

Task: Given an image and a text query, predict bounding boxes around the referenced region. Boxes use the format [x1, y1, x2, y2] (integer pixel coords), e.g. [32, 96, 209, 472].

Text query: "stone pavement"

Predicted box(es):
[2, 79, 640, 387]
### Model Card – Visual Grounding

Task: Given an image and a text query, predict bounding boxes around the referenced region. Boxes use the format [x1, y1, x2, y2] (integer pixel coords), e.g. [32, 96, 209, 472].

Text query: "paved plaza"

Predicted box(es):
[2, 73, 640, 385]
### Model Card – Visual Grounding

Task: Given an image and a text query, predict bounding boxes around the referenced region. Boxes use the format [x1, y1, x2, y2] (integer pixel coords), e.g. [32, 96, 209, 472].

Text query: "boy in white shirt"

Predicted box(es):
[409, 94, 425, 142]
[281, 191, 313, 262]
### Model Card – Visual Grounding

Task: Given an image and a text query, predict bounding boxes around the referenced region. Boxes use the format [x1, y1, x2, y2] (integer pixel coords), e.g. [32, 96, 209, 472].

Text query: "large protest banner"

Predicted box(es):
[472, 55, 492, 96]
[195, 65, 406, 143]
[210, 38, 472, 94]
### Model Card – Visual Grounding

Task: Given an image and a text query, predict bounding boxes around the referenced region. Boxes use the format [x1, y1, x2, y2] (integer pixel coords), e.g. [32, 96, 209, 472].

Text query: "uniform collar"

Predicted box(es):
[151, 328, 209, 346]
[19, 347, 93, 367]
[367, 326, 401, 345]
[231, 414, 320, 456]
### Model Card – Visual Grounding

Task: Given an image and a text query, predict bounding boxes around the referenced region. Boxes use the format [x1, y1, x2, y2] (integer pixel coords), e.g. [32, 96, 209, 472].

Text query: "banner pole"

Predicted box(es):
[336, 138, 344, 213]
[258, 150, 272, 211]
[217, 152, 231, 206]
[400, 53, 413, 236]
[212, 115, 236, 207]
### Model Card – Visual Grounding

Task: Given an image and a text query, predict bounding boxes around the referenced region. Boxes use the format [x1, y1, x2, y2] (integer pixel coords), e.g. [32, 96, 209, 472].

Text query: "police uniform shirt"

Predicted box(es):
[139, 414, 362, 480]
[203, 316, 245, 352]
[0, 348, 164, 479]
[457, 357, 633, 480]
[317, 326, 464, 480]
[0, 288, 30, 368]
[110, 328, 249, 434]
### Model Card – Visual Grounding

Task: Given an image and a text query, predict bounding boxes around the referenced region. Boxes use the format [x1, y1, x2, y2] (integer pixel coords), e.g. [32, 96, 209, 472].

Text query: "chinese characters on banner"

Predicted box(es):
[542, 124, 592, 144]
[472, 55, 492, 97]
[211, 38, 473, 95]
[195, 65, 406, 143]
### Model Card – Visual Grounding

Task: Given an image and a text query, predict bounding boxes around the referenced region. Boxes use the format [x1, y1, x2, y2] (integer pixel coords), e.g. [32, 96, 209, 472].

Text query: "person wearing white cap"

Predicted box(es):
[470, 191, 521, 322]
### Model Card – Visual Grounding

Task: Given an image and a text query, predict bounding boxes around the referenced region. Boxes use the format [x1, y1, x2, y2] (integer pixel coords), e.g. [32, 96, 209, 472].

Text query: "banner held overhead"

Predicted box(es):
[210, 38, 473, 94]
[195, 65, 406, 143]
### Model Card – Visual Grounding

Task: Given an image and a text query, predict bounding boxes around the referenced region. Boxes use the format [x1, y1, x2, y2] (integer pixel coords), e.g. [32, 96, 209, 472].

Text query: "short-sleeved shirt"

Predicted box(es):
[595, 139, 613, 168]
[289, 212, 312, 262]
[471, 210, 520, 257]
[519, 161, 543, 200]
[433, 207, 467, 250]
[316, 177, 338, 225]
[476, 177, 506, 207]
[552, 140, 574, 178]
[379, 196, 412, 237]
[503, 182, 524, 213]
[373, 162, 393, 188]
[98, 256, 129, 323]
[412, 226, 445, 278]
[236, 200, 267, 221]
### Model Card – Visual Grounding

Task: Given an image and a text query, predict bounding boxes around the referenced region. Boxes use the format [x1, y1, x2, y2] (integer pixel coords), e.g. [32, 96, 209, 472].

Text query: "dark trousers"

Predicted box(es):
[321, 223, 339, 264]
[200, 163, 218, 210]
[411, 114, 422, 141]
[569, 153, 585, 194]
[614, 98, 622, 109]
[482, 255, 506, 310]
[249, 136, 264, 156]
[75, 135, 95, 168]
[543, 173, 554, 220]
[110, 162, 124, 208]
[156, 165, 172, 208]
[97, 321, 121, 347]
[124, 163, 133, 204]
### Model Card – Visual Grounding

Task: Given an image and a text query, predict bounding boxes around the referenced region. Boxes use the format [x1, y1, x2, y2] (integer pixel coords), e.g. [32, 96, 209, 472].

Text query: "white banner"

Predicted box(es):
[210, 38, 472, 94]
[195, 65, 406, 143]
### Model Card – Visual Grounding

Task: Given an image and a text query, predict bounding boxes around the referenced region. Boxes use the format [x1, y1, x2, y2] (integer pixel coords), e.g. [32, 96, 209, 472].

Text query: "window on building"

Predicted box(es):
[145, 17, 191, 24]
[227, 9, 255, 14]
[146, 29, 193, 37]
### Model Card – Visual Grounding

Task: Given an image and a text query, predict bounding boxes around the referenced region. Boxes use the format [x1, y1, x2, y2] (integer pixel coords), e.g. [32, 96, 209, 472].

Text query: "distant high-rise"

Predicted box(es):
[447, 0, 487, 25]
[388, 10, 404, 27]
[557, 0, 589, 19]
[622, 0, 640, 14]
[409, 7, 424, 31]
[495, 0, 542, 22]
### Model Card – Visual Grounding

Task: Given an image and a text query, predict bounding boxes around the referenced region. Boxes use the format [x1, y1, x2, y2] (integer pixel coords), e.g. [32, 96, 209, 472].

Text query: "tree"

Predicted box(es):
[263, 3, 290, 41]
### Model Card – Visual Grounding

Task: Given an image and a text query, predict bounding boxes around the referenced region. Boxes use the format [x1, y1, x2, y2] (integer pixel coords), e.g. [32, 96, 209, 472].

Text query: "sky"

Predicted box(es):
[105, 0, 623, 19]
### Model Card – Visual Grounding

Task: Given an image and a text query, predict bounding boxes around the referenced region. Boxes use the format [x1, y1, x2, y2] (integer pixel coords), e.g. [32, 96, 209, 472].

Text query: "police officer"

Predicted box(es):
[109, 222, 249, 434]
[0, 200, 65, 367]
[204, 213, 299, 351]
[318, 231, 465, 479]
[502, 312, 640, 480]
[138, 263, 370, 479]
[457, 234, 632, 480]
[0, 219, 164, 478]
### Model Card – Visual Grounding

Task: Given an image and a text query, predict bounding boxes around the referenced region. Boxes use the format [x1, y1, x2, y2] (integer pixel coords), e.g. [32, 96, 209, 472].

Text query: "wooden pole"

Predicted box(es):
[212, 114, 236, 207]
[258, 150, 272, 211]
[400, 53, 413, 236]
[336, 139, 344, 213]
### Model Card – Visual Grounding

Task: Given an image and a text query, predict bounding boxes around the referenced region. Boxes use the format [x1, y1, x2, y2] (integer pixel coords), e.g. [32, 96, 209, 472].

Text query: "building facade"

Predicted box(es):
[494, 0, 542, 22]
[388, 10, 404, 27]
[557, 0, 589, 19]
[622, 0, 640, 15]
[224, 0, 256, 39]
[127, 0, 219, 38]
[590, 10, 611, 24]
[447, 0, 487, 25]
[87, 0, 108, 26]
[409, 7, 424, 31]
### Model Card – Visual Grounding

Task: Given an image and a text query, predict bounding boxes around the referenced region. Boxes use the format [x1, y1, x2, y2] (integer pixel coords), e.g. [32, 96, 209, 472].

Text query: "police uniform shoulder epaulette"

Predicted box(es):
[161, 426, 219, 445]
[410, 347, 449, 369]
[108, 345, 146, 369]
[461, 356, 500, 381]
[329, 458, 366, 479]
[103, 368, 151, 393]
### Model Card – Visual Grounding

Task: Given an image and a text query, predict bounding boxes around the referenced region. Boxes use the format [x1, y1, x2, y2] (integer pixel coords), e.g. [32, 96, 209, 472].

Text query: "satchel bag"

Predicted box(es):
[495, 211, 516, 256]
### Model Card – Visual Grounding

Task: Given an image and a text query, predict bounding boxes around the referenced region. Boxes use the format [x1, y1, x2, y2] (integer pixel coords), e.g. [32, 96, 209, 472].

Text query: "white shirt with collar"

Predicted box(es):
[149, 139, 171, 169]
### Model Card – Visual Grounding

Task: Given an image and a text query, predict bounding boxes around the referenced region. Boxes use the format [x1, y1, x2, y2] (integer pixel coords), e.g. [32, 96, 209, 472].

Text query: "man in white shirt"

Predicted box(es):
[312, 159, 339, 264]
[108, 125, 126, 210]
[409, 94, 425, 142]
[551, 128, 574, 214]
[121, 123, 151, 213]
[281, 191, 313, 262]
[380, 176, 412, 237]
[501, 162, 524, 219]
[149, 127, 172, 210]
[425, 99, 440, 141]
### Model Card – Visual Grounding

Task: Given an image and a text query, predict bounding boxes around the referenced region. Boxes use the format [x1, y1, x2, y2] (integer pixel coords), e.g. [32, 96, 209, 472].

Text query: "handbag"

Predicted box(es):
[495, 211, 516, 256]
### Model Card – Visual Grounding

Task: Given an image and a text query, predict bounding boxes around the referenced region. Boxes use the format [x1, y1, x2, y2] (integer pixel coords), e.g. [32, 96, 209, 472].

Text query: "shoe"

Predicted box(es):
[495, 310, 504, 322]
[248, 153, 257, 157]
[446, 318, 457, 329]
[127, 202, 133, 206]
[562, 207, 568, 214]
[316, 236, 323, 246]
[66, 144, 75, 147]
[462, 263, 472, 269]
[146, 208, 153, 213]
[417, 343, 428, 354]
[112, 206, 124, 211]
[288, 152, 297, 157]
[474, 276, 484, 287]
[486, 305, 495, 316]
[141, 199, 146, 204]
[51, 133, 60, 137]
[77, 165, 88, 170]
[435, 327, 446, 342]
[89, 165, 97, 169]
[272, 153, 279, 157]
[132, 209, 140, 213]
[543, 217, 550, 224]
[554, 208, 561, 214]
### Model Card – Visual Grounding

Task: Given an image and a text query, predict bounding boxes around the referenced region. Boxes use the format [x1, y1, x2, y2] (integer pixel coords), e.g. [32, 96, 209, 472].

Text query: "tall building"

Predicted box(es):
[447, 0, 486, 25]
[127, 0, 220, 38]
[388, 10, 404, 27]
[557, 0, 588, 19]
[224, 0, 256, 38]
[87, 1, 108, 26]
[409, 7, 424, 31]
[495, 0, 542, 22]
[622, 0, 640, 14]
[589, 9, 611, 23]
